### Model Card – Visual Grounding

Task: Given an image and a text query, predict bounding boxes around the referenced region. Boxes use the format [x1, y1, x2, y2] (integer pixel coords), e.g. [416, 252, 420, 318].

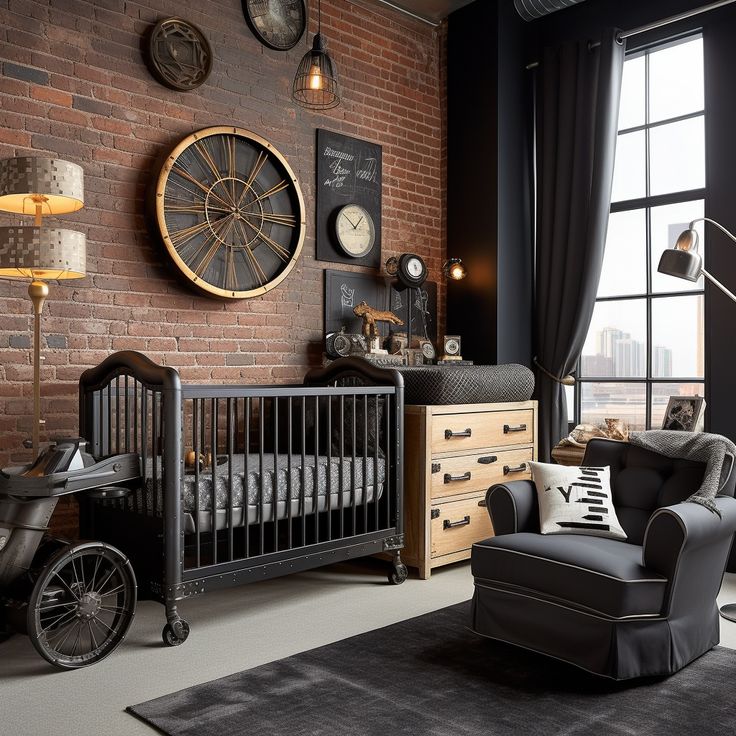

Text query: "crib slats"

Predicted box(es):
[258, 397, 265, 556]
[227, 397, 234, 563]
[193, 398, 201, 570]
[211, 397, 218, 566]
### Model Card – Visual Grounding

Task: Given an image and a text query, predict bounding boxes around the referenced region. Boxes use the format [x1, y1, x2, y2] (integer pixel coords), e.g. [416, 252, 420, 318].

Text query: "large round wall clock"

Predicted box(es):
[242, 0, 306, 51]
[154, 126, 306, 299]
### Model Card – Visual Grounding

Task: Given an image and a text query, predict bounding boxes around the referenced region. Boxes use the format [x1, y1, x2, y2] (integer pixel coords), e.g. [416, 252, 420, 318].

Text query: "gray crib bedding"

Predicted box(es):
[136, 453, 386, 514]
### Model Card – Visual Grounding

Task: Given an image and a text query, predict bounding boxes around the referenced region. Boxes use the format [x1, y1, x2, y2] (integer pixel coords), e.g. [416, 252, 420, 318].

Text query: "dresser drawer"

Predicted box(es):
[430, 448, 533, 500]
[430, 495, 494, 559]
[431, 409, 534, 454]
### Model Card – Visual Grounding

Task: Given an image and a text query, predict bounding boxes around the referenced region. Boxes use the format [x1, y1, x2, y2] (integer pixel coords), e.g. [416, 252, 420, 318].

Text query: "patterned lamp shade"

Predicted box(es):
[0, 226, 86, 280]
[0, 157, 84, 216]
[292, 33, 339, 110]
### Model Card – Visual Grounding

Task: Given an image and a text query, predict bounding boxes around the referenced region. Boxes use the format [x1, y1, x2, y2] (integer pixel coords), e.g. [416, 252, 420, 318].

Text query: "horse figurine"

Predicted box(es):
[353, 301, 404, 338]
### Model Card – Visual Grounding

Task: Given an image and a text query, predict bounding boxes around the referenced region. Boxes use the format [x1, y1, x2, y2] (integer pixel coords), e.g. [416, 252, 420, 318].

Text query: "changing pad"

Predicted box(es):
[397, 364, 534, 405]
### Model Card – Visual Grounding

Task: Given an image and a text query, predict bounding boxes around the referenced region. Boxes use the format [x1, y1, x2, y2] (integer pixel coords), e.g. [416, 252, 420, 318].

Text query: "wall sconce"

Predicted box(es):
[443, 258, 467, 280]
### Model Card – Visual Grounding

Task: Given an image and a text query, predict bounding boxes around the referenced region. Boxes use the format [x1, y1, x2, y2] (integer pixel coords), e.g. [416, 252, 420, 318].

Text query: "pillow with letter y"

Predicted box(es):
[529, 461, 627, 540]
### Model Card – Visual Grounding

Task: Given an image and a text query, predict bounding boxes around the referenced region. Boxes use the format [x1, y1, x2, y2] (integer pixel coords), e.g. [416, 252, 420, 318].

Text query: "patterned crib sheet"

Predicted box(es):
[138, 453, 386, 513]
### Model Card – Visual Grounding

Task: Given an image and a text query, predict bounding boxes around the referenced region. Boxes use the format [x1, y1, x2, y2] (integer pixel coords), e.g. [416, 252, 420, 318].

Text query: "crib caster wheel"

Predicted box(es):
[388, 563, 408, 585]
[162, 620, 190, 647]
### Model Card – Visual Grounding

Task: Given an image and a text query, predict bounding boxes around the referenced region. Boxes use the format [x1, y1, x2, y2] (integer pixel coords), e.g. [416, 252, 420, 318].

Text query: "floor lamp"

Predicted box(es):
[0, 157, 86, 459]
[657, 216, 736, 623]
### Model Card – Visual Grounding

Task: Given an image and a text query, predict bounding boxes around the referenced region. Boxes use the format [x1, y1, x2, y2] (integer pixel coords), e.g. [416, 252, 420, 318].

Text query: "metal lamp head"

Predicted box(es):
[657, 226, 703, 282]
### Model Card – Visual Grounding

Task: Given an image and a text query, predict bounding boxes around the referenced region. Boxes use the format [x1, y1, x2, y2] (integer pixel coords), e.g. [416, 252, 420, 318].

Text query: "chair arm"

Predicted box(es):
[644, 497, 736, 570]
[486, 481, 539, 536]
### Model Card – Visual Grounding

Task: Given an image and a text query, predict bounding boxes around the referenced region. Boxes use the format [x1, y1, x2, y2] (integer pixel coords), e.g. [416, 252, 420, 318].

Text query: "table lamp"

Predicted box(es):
[0, 157, 86, 458]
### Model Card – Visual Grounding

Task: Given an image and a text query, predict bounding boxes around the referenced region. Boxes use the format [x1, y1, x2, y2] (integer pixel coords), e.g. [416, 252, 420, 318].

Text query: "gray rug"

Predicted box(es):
[128, 601, 736, 735]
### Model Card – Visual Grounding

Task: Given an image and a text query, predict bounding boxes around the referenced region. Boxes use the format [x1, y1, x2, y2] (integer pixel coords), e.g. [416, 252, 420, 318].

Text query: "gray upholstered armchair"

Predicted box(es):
[470, 438, 736, 680]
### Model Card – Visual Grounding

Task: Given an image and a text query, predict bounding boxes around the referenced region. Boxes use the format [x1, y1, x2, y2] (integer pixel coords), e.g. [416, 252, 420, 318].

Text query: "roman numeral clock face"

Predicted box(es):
[154, 126, 305, 299]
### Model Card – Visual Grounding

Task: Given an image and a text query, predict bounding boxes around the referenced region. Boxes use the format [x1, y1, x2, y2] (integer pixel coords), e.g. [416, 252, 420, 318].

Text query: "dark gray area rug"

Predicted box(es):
[128, 601, 736, 735]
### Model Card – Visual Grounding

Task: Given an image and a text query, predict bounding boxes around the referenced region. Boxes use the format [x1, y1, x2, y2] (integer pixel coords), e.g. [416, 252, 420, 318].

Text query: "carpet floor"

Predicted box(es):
[128, 600, 736, 736]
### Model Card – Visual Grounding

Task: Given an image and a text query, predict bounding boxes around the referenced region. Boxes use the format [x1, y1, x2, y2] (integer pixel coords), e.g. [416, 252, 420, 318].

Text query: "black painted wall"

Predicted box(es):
[447, 0, 736, 441]
[446, 0, 532, 367]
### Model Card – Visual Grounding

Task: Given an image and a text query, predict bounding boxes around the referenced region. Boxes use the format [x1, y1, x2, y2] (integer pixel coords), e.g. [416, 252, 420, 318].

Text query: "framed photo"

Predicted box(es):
[661, 396, 706, 432]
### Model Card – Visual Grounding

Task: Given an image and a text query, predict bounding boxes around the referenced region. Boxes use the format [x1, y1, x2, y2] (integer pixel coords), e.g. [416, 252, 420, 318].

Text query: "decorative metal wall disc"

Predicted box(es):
[147, 18, 213, 91]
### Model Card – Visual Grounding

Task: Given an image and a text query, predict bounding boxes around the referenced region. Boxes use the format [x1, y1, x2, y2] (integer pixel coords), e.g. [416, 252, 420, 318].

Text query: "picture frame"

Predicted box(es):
[661, 395, 706, 432]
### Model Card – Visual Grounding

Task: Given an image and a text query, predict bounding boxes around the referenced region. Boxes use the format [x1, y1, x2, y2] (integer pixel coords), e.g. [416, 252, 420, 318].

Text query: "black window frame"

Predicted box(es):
[574, 33, 706, 430]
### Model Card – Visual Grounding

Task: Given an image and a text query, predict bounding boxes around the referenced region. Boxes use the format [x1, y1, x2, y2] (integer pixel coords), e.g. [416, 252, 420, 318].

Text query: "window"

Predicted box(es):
[574, 36, 705, 430]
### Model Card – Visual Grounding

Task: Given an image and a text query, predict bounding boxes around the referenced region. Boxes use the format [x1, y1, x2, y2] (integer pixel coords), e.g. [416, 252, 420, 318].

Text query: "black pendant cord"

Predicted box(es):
[318, 0, 321, 35]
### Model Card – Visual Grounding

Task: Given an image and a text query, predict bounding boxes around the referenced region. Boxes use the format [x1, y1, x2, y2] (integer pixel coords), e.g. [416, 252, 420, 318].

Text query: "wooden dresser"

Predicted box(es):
[403, 400, 538, 579]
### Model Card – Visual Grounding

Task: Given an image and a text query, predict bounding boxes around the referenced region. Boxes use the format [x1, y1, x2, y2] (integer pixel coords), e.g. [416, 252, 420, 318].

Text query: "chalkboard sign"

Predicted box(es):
[389, 281, 438, 344]
[316, 129, 382, 268]
[324, 270, 389, 336]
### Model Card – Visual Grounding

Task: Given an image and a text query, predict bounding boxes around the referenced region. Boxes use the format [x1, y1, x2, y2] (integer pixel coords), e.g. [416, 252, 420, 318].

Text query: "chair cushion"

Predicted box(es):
[471, 533, 667, 619]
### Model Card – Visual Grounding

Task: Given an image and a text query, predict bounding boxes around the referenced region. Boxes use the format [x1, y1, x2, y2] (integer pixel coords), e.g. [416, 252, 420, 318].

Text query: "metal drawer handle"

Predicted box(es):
[443, 515, 471, 530]
[477, 455, 497, 464]
[444, 471, 471, 484]
[504, 463, 528, 475]
[504, 423, 527, 433]
[445, 427, 472, 440]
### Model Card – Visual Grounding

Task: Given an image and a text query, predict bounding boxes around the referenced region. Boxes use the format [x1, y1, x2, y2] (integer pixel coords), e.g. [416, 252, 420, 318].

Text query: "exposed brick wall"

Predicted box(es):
[0, 0, 447, 477]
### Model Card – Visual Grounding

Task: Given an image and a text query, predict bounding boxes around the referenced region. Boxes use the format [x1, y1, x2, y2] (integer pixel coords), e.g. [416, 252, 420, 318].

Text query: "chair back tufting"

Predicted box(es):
[582, 438, 735, 545]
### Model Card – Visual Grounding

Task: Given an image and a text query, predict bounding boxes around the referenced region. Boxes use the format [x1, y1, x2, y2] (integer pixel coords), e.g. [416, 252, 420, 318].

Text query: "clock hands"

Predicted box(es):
[354, 215, 364, 230]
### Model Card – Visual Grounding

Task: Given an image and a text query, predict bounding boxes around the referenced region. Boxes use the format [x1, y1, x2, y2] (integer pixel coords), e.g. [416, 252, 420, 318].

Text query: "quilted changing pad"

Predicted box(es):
[397, 364, 534, 405]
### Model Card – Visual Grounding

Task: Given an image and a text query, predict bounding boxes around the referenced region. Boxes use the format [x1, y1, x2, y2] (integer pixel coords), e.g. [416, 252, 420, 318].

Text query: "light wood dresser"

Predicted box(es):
[403, 400, 538, 579]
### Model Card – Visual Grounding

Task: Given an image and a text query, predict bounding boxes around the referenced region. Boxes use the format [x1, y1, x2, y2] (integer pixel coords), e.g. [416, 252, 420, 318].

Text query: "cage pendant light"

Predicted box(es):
[292, 0, 340, 110]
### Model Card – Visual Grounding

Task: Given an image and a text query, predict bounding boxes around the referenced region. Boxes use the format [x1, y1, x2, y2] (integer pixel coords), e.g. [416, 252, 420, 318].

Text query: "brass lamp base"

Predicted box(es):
[28, 280, 49, 459]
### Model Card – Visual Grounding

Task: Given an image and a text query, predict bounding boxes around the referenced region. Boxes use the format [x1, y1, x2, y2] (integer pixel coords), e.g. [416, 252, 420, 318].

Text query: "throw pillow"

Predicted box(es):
[529, 461, 627, 540]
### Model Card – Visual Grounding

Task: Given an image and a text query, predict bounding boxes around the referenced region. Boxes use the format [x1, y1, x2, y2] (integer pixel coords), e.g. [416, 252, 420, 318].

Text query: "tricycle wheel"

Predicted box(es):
[162, 620, 190, 647]
[27, 541, 136, 669]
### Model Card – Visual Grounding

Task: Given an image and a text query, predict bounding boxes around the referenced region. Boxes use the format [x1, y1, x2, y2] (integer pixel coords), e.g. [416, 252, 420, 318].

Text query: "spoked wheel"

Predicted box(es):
[27, 541, 136, 669]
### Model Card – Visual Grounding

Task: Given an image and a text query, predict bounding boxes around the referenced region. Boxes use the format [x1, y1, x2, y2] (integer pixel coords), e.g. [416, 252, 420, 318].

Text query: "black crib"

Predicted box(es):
[78, 351, 405, 646]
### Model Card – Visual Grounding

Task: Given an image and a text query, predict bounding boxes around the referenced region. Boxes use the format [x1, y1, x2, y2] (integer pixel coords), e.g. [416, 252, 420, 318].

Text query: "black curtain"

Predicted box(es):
[534, 29, 625, 460]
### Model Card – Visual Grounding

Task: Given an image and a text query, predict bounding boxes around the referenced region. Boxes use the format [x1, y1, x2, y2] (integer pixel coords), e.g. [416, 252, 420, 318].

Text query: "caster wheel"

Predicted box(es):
[388, 563, 408, 585]
[162, 620, 190, 647]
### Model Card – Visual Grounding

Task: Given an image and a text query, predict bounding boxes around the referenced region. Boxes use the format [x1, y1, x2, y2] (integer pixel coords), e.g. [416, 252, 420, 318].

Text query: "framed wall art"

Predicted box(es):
[316, 129, 382, 268]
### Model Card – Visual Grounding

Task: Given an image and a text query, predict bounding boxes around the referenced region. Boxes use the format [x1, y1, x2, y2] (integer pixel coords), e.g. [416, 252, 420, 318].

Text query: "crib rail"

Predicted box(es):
[79, 352, 403, 597]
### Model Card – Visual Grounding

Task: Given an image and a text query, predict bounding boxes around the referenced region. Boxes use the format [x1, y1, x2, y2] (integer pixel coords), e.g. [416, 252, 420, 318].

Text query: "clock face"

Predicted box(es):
[154, 126, 305, 299]
[420, 341, 436, 360]
[335, 204, 375, 258]
[397, 253, 427, 288]
[406, 257, 423, 278]
[444, 337, 460, 355]
[243, 0, 306, 51]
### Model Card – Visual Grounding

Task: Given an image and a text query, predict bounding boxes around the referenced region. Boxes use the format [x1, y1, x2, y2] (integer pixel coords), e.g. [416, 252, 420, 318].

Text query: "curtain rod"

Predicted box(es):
[374, 0, 441, 26]
[525, 0, 736, 69]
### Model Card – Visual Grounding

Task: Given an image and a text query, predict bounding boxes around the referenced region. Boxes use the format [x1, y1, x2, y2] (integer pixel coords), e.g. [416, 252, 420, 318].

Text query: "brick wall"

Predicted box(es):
[0, 0, 447, 474]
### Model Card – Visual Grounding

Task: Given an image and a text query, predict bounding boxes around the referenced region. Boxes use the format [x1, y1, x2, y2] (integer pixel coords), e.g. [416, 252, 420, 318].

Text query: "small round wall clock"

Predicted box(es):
[153, 126, 306, 300]
[242, 0, 306, 51]
[335, 204, 375, 258]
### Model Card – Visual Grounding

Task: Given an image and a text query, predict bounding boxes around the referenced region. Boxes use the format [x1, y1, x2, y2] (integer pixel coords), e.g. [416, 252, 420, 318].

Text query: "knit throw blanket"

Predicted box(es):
[629, 430, 736, 516]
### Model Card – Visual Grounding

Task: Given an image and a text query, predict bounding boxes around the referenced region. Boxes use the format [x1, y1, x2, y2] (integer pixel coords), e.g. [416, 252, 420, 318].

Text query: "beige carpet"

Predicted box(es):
[1, 563, 734, 736]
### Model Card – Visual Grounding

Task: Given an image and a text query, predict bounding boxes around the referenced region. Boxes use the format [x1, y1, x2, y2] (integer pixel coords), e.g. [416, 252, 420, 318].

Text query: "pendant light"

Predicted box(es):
[292, 0, 340, 110]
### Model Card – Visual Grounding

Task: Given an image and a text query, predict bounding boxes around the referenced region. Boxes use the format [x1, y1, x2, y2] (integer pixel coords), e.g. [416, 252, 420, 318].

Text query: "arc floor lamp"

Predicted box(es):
[657, 216, 736, 623]
[0, 157, 86, 458]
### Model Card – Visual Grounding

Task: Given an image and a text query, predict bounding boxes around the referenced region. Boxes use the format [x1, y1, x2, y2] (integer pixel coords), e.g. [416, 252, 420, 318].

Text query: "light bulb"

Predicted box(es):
[308, 62, 323, 90]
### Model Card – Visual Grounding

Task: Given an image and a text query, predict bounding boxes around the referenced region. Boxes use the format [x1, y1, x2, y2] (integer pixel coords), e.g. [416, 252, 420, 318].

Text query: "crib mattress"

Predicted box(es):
[130, 453, 386, 531]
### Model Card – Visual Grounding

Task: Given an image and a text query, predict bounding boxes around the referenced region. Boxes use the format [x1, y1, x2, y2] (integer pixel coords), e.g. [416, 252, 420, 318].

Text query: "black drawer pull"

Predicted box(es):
[443, 515, 471, 530]
[504, 423, 527, 433]
[477, 455, 498, 464]
[444, 471, 471, 484]
[478, 499, 487, 507]
[504, 463, 528, 475]
[445, 427, 472, 440]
